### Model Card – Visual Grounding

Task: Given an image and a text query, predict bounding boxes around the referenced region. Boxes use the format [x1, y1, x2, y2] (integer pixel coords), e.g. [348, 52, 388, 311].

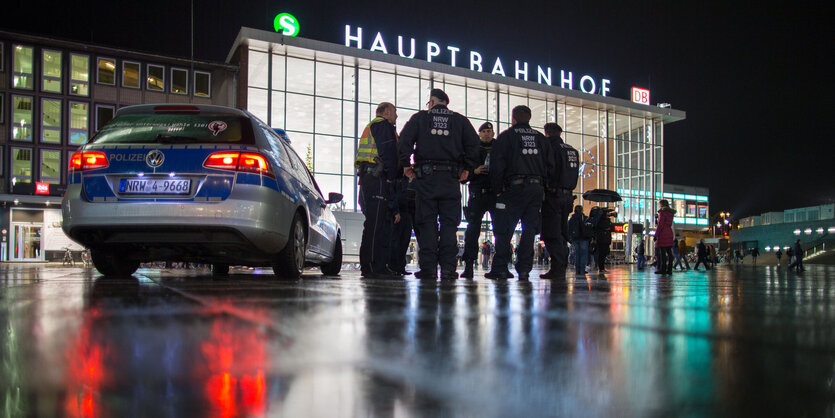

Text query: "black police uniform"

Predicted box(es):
[398, 104, 480, 279]
[388, 176, 416, 274]
[357, 119, 399, 276]
[488, 123, 554, 280]
[540, 136, 579, 277]
[461, 137, 495, 276]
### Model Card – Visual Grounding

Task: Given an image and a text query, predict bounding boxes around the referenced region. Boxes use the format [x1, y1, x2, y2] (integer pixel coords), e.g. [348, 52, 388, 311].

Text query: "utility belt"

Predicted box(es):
[546, 187, 574, 195]
[469, 186, 492, 195]
[414, 160, 462, 179]
[357, 162, 384, 177]
[506, 175, 542, 187]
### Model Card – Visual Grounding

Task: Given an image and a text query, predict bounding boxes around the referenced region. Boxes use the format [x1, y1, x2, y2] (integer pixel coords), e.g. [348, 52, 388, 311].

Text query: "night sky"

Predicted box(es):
[3, 1, 831, 220]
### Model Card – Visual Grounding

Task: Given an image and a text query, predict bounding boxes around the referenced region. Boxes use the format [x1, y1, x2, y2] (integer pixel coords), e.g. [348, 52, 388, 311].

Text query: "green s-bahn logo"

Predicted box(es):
[274, 13, 300, 37]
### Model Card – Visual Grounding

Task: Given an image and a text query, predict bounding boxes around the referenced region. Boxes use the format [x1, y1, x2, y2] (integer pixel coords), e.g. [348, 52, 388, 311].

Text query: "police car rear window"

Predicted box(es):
[90, 114, 255, 145]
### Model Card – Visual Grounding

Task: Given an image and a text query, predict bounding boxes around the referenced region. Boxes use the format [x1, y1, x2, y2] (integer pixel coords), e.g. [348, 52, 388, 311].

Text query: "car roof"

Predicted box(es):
[114, 104, 250, 118]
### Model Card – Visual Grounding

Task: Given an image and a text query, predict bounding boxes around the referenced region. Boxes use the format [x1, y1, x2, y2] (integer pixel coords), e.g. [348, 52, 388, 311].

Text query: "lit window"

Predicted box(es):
[816, 228, 824, 234]
[70, 54, 90, 96]
[69, 102, 89, 145]
[40, 149, 61, 184]
[11, 147, 33, 186]
[41, 98, 62, 144]
[13, 44, 34, 89]
[95, 105, 115, 132]
[765, 246, 771, 252]
[42, 49, 62, 93]
[97, 57, 116, 85]
[793, 229, 801, 235]
[171, 68, 188, 94]
[12, 95, 33, 141]
[122, 61, 140, 88]
[804, 228, 812, 235]
[194, 71, 211, 97]
[147, 64, 164, 90]
[829, 227, 835, 234]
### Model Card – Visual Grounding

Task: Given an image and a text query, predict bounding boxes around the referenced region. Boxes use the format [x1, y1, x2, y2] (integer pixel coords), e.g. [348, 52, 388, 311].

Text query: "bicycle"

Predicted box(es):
[62, 247, 74, 267]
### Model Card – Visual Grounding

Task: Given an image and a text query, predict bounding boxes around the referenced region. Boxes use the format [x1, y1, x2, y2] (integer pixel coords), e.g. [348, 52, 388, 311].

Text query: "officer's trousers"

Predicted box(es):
[462, 191, 495, 264]
[541, 192, 573, 272]
[413, 172, 462, 275]
[358, 173, 391, 274]
[492, 184, 543, 274]
[388, 202, 414, 273]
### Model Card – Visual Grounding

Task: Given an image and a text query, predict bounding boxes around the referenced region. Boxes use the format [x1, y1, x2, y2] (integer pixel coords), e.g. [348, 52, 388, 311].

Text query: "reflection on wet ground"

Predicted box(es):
[1, 264, 834, 417]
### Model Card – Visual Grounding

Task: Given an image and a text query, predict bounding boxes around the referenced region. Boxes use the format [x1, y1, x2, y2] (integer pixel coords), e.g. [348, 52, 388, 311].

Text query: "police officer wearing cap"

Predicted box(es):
[398, 89, 480, 280]
[356, 102, 401, 279]
[540, 123, 580, 279]
[460, 121, 496, 278]
[486, 105, 554, 281]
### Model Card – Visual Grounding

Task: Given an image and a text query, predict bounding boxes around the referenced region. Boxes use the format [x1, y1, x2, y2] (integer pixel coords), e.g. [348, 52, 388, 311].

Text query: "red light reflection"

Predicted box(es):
[64, 312, 109, 418]
[201, 317, 270, 417]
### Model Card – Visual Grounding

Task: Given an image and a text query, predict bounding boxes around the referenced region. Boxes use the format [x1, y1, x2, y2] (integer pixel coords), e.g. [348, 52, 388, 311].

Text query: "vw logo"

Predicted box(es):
[146, 150, 165, 168]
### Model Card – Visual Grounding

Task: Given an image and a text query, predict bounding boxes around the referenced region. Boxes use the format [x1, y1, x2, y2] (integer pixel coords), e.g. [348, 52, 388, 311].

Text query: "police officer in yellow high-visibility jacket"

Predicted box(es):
[356, 102, 401, 278]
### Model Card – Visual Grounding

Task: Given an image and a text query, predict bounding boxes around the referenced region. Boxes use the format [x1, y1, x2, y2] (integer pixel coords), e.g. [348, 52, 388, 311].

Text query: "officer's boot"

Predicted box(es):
[460, 261, 474, 279]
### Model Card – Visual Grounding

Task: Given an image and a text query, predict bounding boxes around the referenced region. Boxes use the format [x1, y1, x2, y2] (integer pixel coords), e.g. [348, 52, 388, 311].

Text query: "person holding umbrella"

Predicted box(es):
[654, 199, 676, 275]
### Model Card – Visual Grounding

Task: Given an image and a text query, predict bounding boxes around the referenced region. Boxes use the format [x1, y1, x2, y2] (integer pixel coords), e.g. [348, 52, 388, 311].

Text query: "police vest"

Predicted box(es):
[355, 117, 386, 168]
[507, 126, 547, 177]
[557, 142, 580, 189]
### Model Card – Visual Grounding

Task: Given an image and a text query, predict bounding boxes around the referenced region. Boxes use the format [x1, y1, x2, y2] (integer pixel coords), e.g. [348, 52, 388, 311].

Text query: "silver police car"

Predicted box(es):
[62, 104, 343, 278]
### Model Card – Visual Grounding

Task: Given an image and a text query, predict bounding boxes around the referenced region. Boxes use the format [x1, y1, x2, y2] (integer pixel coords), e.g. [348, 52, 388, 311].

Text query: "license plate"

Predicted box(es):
[119, 178, 191, 194]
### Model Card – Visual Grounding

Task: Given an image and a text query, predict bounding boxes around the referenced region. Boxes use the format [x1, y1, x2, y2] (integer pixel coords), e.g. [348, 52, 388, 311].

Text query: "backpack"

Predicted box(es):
[556, 142, 580, 190]
[581, 218, 596, 239]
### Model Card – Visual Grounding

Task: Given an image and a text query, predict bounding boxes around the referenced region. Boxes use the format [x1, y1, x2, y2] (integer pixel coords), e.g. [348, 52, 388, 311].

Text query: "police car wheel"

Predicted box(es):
[321, 235, 342, 276]
[273, 214, 307, 279]
[90, 249, 140, 277]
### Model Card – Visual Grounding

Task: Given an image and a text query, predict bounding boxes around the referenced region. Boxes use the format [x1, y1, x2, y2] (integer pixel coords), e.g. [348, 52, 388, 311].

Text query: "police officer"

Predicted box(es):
[398, 89, 480, 280]
[460, 121, 496, 278]
[540, 123, 579, 279]
[356, 102, 401, 279]
[486, 106, 554, 280]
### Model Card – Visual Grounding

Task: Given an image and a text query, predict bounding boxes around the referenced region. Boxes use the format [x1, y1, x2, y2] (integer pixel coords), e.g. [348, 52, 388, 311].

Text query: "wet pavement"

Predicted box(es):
[1, 263, 834, 417]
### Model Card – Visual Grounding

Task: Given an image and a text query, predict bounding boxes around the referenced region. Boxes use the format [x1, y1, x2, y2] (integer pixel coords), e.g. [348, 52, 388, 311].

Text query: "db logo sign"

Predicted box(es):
[632, 87, 650, 105]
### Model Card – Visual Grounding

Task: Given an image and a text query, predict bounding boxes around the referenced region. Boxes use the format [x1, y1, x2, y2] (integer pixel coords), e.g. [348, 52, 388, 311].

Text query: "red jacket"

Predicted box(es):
[655, 208, 675, 247]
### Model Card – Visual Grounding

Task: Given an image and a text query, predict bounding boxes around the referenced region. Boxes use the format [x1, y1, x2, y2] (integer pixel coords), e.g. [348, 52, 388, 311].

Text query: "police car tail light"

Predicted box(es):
[203, 152, 274, 178]
[69, 151, 109, 172]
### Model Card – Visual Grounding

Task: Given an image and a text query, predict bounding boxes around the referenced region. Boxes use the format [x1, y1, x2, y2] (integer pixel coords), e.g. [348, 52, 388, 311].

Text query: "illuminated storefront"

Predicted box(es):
[227, 26, 686, 218]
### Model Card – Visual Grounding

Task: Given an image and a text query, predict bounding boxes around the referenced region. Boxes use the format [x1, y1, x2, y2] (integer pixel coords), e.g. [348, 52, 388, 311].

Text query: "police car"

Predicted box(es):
[62, 104, 343, 278]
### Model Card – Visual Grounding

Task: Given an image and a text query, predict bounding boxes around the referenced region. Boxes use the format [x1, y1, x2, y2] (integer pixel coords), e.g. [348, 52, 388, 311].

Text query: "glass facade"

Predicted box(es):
[244, 43, 667, 222]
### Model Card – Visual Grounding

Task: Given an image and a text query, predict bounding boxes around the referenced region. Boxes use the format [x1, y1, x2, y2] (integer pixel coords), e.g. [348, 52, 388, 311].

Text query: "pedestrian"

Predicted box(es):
[751, 247, 759, 265]
[693, 239, 711, 271]
[775, 247, 782, 266]
[481, 240, 491, 269]
[788, 239, 805, 272]
[710, 244, 717, 265]
[539, 123, 579, 280]
[654, 199, 676, 275]
[734, 249, 743, 264]
[635, 238, 646, 270]
[568, 205, 592, 275]
[460, 122, 497, 278]
[594, 208, 613, 273]
[786, 246, 794, 266]
[673, 236, 691, 270]
[398, 89, 480, 281]
[388, 176, 416, 275]
[485, 105, 554, 281]
[356, 102, 401, 279]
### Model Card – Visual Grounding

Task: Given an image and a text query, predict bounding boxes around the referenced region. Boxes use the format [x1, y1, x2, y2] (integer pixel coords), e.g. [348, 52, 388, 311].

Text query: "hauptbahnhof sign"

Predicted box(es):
[343, 25, 612, 97]
[271, 13, 655, 103]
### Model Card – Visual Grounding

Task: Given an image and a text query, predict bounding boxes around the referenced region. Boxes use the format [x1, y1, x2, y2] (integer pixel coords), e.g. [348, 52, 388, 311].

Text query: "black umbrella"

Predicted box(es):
[582, 189, 622, 202]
